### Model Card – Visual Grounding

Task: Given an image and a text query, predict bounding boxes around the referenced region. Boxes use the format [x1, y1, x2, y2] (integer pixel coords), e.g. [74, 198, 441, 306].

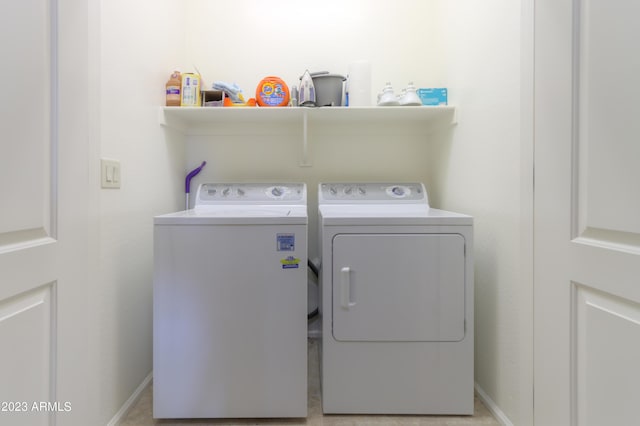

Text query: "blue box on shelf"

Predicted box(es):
[417, 88, 448, 106]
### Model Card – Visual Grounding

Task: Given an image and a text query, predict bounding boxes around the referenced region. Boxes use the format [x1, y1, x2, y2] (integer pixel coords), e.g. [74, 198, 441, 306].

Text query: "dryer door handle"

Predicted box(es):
[340, 267, 356, 309]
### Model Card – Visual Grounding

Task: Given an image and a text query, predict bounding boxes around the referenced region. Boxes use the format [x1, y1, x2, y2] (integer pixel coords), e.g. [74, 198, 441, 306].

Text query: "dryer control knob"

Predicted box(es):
[222, 188, 231, 196]
[271, 187, 283, 197]
[344, 186, 353, 195]
[237, 188, 245, 196]
[392, 186, 405, 196]
[358, 187, 366, 195]
[329, 186, 338, 195]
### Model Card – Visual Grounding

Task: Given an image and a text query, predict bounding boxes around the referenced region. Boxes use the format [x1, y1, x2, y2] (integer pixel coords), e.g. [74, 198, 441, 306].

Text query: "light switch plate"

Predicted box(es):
[101, 158, 121, 189]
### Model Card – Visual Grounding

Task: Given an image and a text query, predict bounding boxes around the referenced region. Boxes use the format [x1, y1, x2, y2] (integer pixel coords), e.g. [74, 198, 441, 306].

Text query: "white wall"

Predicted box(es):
[90, 0, 533, 424]
[179, 5, 533, 426]
[434, 1, 533, 425]
[90, 1, 186, 423]
[186, 0, 444, 104]
[182, 0, 448, 259]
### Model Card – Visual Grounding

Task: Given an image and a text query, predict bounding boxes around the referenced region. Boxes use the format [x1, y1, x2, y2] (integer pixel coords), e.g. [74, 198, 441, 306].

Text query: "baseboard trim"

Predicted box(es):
[475, 382, 514, 426]
[109, 373, 509, 424]
[107, 372, 153, 426]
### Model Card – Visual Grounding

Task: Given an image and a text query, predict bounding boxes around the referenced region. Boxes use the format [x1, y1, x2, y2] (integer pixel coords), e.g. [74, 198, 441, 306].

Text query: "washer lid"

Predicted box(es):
[154, 204, 308, 225]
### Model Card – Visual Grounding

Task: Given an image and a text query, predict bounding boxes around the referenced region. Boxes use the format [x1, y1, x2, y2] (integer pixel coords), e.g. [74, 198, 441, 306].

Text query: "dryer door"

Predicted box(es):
[332, 233, 465, 342]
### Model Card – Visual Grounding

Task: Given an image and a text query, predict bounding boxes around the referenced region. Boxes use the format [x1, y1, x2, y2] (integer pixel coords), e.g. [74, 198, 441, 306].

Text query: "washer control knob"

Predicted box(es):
[392, 186, 405, 196]
[271, 187, 283, 197]
[386, 185, 411, 198]
[329, 186, 338, 195]
[222, 187, 231, 196]
[358, 187, 366, 195]
[237, 188, 245, 196]
[344, 186, 353, 195]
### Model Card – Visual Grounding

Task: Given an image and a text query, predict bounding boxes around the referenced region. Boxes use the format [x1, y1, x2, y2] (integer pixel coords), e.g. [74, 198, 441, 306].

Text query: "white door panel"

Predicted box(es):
[332, 234, 465, 342]
[575, 286, 640, 426]
[535, 0, 640, 424]
[0, 0, 90, 424]
[0, 2, 57, 424]
[0, 0, 52, 240]
[0, 286, 53, 426]
[580, 0, 640, 237]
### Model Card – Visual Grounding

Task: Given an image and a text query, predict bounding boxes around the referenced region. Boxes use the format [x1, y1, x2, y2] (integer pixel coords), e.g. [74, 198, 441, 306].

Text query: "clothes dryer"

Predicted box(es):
[318, 182, 473, 414]
[153, 183, 308, 419]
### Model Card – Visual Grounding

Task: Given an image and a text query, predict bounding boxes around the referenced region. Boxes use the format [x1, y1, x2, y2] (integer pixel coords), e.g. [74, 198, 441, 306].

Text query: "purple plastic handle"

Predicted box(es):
[185, 161, 206, 194]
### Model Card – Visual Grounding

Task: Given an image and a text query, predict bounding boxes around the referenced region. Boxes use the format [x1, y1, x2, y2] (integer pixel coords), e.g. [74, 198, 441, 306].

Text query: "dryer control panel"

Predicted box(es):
[319, 182, 428, 205]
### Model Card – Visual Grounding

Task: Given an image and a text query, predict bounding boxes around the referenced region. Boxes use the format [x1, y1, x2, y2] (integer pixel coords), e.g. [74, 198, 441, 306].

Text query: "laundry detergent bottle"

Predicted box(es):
[165, 71, 182, 106]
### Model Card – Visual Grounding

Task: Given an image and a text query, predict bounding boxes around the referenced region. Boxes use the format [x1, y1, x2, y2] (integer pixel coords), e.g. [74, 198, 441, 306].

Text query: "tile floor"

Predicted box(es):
[121, 340, 500, 426]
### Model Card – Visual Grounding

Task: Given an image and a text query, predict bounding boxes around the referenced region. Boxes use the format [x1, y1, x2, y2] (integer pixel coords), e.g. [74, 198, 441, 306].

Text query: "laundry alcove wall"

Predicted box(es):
[92, 1, 532, 425]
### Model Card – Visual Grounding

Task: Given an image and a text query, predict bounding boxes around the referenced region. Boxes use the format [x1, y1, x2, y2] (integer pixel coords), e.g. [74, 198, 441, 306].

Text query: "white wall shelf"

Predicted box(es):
[160, 106, 456, 135]
[159, 105, 457, 166]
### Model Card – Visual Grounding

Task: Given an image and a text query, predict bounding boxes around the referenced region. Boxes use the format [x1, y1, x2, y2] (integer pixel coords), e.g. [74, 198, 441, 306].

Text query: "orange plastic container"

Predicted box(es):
[256, 76, 290, 107]
[223, 97, 257, 107]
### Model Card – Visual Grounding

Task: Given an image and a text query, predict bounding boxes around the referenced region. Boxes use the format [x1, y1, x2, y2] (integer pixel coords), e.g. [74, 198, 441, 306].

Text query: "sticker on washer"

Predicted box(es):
[276, 233, 295, 251]
[281, 256, 300, 269]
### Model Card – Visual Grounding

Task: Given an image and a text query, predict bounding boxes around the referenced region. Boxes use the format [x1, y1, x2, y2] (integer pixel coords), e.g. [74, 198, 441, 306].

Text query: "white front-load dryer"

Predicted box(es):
[153, 183, 308, 419]
[318, 182, 473, 415]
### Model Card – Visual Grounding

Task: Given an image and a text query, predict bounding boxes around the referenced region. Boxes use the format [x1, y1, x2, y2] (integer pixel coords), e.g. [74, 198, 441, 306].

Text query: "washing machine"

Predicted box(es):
[318, 182, 473, 415]
[153, 183, 308, 419]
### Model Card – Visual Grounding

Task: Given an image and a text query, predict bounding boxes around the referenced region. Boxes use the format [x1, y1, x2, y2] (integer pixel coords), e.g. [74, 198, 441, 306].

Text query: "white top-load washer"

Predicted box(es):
[153, 183, 308, 419]
[318, 182, 473, 415]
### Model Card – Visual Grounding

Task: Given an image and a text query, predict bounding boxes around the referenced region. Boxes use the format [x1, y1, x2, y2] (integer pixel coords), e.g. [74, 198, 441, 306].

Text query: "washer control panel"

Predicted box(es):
[196, 183, 306, 205]
[319, 182, 428, 204]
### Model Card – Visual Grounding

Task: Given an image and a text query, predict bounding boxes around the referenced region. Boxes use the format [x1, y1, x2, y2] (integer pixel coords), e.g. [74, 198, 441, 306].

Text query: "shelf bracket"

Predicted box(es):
[299, 109, 312, 167]
[158, 107, 188, 135]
